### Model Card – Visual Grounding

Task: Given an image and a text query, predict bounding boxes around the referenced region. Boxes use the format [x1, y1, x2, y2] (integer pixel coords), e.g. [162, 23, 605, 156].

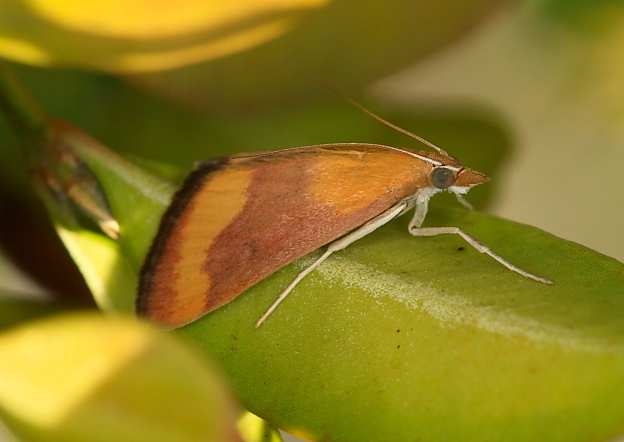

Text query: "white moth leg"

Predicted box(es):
[255, 201, 410, 327]
[408, 188, 437, 230]
[410, 226, 553, 284]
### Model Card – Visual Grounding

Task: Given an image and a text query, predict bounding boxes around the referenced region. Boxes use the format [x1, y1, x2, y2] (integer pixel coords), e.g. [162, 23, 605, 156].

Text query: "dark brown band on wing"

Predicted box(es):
[136, 156, 230, 317]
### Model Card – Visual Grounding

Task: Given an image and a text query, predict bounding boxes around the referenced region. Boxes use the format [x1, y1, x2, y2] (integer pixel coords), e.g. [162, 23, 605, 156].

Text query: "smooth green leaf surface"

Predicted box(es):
[181, 206, 624, 442]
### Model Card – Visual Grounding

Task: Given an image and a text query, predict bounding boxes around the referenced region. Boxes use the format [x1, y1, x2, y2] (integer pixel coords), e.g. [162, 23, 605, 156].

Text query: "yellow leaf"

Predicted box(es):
[0, 0, 328, 71]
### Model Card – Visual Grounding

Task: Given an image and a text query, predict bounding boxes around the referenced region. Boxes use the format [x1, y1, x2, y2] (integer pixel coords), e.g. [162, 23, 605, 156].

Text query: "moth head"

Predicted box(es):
[429, 165, 489, 194]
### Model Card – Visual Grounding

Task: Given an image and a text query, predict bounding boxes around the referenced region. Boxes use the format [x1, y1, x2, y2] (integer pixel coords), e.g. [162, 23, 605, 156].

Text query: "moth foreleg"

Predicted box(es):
[409, 225, 552, 285]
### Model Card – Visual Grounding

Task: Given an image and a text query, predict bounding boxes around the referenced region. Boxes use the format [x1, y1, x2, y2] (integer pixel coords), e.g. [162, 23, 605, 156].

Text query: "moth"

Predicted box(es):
[137, 102, 551, 329]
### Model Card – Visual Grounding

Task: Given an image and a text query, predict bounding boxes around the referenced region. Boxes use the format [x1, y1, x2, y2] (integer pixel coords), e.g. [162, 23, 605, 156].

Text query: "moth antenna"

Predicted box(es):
[315, 79, 449, 156]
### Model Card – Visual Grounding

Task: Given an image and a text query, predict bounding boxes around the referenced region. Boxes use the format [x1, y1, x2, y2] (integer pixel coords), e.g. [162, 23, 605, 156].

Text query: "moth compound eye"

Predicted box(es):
[430, 167, 455, 189]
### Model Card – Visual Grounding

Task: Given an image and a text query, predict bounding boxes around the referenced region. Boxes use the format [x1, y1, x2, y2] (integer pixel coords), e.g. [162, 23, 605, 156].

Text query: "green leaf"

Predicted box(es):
[54, 226, 137, 314]
[56, 123, 177, 270]
[181, 206, 624, 442]
[237, 411, 283, 442]
[0, 313, 241, 442]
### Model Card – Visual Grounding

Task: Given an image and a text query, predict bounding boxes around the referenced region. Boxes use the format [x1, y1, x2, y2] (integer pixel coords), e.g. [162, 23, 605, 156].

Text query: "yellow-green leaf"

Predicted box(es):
[0, 313, 239, 442]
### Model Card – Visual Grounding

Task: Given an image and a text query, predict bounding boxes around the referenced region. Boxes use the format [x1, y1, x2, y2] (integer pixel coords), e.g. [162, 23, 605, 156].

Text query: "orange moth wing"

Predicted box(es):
[137, 145, 453, 328]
